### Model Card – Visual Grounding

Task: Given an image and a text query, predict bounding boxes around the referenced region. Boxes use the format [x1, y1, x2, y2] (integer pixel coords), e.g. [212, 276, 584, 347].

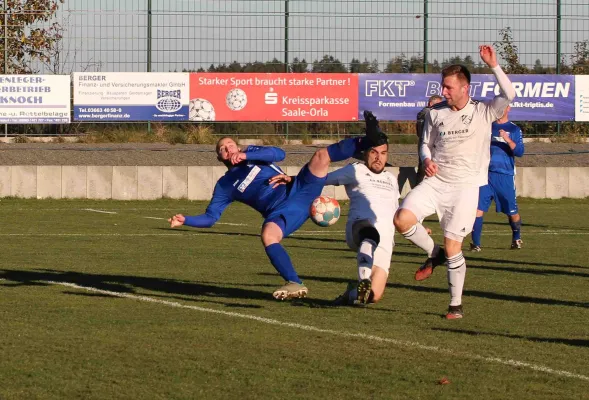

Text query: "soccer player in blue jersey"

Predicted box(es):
[470, 105, 524, 251]
[168, 112, 386, 300]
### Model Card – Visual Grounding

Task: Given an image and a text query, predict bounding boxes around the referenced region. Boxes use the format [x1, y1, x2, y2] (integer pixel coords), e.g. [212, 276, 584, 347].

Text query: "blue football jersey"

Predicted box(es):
[489, 121, 524, 176]
[184, 146, 288, 227]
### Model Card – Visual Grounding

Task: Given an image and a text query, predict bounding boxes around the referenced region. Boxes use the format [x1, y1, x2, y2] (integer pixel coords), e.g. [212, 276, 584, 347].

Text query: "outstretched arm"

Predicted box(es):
[169, 181, 232, 228]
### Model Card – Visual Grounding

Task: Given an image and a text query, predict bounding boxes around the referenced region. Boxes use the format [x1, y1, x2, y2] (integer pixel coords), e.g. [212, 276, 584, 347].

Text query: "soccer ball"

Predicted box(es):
[189, 98, 216, 121]
[226, 88, 247, 111]
[310, 196, 341, 227]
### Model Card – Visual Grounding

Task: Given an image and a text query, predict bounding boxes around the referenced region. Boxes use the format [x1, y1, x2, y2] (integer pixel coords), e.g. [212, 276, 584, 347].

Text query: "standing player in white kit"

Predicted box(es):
[393, 45, 516, 319]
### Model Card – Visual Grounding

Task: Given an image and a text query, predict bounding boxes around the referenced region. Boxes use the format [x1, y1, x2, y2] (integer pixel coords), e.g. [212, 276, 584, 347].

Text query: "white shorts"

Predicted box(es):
[346, 219, 394, 274]
[400, 180, 479, 242]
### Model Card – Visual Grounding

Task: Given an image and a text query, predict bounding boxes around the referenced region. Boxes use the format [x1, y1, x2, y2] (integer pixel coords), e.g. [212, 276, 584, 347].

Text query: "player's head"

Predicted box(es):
[441, 64, 471, 108]
[428, 95, 443, 107]
[364, 143, 388, 174]
[216, 137, 239, 163]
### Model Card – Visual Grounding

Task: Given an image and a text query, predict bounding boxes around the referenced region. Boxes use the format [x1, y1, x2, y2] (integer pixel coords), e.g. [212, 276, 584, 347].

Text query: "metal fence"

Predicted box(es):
[1, 0, 589, 139]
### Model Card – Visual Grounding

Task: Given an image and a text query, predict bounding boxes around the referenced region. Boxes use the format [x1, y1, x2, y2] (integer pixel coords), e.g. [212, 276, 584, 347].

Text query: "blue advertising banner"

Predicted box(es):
[358, 73, 575, 121]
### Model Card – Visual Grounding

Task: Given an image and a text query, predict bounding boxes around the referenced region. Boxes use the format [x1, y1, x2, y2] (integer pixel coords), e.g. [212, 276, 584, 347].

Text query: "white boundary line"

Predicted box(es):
[82, 209, 118, 214]
[31, 279, 586, 382]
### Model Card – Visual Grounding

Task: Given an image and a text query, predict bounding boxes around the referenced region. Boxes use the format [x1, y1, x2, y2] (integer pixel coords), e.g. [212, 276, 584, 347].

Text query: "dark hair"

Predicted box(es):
[441, 64, 471, 85]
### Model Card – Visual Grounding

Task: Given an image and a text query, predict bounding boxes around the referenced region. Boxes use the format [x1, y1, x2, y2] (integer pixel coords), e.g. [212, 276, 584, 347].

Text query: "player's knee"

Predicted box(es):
[261, 224, 283, 246]
[443, 236, 463, 256]
[393, 209, 415, 232]
[261, 231, 280, 246]
[311, 148, 330, 167]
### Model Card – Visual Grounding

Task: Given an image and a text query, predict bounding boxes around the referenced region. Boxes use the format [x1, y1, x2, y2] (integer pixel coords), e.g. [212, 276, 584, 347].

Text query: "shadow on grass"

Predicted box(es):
[167, 228, 589, 271]
[0, 268, 345, 308]
[156, 227, 345, 244]
[0, 268, 299, 309]
[479, 221, 589, 232]
[431, 327, 589, 348]
[469, 263, 589, 278]
[270, 273, 589, 309]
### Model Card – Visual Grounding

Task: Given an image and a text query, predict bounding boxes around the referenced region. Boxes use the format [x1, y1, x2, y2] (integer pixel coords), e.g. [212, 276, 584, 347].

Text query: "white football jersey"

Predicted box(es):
[421, 98, 506, 188]
[325, 163, 399, 232]
[420, 66, 514, 188]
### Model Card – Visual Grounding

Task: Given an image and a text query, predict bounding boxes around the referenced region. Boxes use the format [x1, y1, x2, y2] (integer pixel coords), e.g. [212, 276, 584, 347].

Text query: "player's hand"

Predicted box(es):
[479, 45, 498, 68]
[268, 174, 292, 189]
[230, 152, 247, 165]
[499, 129, 510, 140]
[424, 158, 438, 177]
[168, 214, 185, 228]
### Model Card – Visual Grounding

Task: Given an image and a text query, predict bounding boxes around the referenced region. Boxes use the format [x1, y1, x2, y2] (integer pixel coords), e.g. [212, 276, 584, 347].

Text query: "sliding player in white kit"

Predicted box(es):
[270, 122, 397, 305]
[326, 136, 399, 305]
[393, 45, 516, 319]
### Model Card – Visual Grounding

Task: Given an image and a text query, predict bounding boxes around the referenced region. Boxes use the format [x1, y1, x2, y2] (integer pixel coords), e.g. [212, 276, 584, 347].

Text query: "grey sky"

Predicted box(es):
[45, 0, 589, 73]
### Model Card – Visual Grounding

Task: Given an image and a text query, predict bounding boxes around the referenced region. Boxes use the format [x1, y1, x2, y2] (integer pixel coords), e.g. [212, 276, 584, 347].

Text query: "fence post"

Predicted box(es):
[4, 0, 8, 137]
[423, 0, 428, 73]
[556, 0, 561, 136]
[284, 0, 289, 142]
[147, 0, 152, 134]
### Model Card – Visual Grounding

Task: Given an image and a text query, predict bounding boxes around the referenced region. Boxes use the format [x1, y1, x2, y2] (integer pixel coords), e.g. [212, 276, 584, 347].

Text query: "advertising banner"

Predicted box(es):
[73, 73, 190, 121]
[188, 73, 358, 121]
[575, 75, 589, 122]
[0, 75, 71, 124]
[358, 73, 576, 121]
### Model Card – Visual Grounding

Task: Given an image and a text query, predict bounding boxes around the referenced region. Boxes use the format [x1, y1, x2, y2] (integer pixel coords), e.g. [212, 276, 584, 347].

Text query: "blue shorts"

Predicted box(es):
[265, 165, 326, 237]
[478, 172, 519, 215]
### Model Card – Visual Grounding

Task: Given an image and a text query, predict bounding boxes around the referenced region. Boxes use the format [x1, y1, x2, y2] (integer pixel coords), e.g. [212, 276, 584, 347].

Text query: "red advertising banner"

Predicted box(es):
[188, 73, 358, 122]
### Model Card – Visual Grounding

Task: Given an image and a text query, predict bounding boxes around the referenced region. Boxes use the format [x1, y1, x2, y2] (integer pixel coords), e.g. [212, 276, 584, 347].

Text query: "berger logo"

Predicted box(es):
[156, 89, 182, 113]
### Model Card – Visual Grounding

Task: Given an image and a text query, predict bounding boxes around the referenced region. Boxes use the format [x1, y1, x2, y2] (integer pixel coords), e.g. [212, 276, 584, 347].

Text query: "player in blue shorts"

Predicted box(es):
[470, 105, 524, 251]
[168, 111, 386, 300]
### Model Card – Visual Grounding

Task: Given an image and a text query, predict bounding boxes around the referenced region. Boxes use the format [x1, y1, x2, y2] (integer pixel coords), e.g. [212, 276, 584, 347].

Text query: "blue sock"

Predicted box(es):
[264, 243, 302, 284]
[472, 216, 484, 246]
[327, 137, 367, 162]
[509, 218, 522, 241]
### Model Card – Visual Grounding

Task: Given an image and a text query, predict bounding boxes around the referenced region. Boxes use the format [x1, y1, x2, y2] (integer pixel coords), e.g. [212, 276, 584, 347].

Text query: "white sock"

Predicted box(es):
[401, 224, 436, 257]
[447, 252, 466, 306]
[357, 239, 376, 281]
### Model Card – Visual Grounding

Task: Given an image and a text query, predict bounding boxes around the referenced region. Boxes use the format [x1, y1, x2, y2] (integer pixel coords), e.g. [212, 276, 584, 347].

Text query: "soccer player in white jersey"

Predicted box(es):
[393, 45, 516, 319]
[326, 139, 399, 305]
[269, 132, 398, 305]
